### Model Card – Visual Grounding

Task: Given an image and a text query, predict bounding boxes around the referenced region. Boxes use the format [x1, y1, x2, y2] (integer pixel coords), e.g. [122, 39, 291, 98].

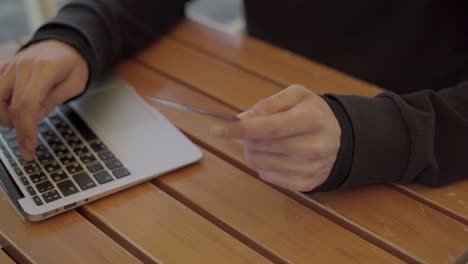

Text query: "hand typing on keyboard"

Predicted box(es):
[0, 40, 89, 160]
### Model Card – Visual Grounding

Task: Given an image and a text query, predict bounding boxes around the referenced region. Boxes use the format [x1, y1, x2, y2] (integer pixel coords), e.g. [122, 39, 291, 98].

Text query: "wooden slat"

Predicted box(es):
[123, 56, 468, 263]
[397, 182, 468, 225]
[0, 188, 141, 264]
[80, 182, 273, 264]
[0, 250, 15, 264]
[145, 23, 468, 223]
[170, 20, 382, 97]
[118, 62, 405, 264]
[137, 38, 280, 111]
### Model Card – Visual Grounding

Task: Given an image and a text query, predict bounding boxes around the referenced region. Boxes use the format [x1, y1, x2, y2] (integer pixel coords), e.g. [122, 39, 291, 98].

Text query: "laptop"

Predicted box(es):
[0, 76, 202, 221]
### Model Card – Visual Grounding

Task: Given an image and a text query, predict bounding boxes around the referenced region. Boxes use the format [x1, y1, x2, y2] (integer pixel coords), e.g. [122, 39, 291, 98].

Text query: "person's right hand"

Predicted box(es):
[0, 40, 89, 161]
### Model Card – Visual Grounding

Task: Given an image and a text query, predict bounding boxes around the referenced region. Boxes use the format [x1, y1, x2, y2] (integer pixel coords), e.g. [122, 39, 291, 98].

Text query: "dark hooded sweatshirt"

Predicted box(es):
[22, 0, 468, 192]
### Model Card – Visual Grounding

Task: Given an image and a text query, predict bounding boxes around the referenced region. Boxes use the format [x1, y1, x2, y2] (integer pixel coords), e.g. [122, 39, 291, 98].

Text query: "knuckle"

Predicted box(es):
[294, 179, 317, 192]
[288, 84, 309, 95]
[310, 111, 326, 130]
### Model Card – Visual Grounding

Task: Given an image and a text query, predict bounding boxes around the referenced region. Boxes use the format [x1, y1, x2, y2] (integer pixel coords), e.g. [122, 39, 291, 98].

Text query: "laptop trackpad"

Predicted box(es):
[69, 77, 201, 175]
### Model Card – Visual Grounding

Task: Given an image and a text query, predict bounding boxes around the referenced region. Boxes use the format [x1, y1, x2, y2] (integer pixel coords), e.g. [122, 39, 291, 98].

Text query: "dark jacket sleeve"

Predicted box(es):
[22, 0, 190, 82]
[322, 81, 468, 190]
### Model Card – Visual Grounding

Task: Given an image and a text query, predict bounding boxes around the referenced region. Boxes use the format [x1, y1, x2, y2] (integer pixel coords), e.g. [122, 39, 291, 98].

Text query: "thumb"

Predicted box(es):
[237, 84, 314, 119]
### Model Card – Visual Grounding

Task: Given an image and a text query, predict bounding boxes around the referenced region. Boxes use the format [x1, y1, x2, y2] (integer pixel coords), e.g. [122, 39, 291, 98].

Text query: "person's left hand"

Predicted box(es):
[210, 84, 341, 192]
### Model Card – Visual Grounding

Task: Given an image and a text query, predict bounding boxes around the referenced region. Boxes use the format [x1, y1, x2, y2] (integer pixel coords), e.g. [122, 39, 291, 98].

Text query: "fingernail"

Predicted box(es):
[22, 150, 33, 161]
[210, 125, 226, 137]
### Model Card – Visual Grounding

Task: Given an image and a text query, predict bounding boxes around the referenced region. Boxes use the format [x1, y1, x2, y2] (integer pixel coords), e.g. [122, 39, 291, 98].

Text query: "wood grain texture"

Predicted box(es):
[118, 60, 468, 263]
[170, 20, 382, 97]
[0, 189, 141, 264]
[137, 38, 280, 111]
[0, 250, 15, 264]
[155, 149, 402, 264]
[82, 182, 273, 264]
[145, 21, 468, 224]
[117, 63, 404, 264]
[398, 182, 468, 224]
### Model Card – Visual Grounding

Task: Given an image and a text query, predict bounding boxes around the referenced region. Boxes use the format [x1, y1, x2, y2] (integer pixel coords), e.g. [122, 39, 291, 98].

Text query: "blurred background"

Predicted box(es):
[0, 0, 245, 44]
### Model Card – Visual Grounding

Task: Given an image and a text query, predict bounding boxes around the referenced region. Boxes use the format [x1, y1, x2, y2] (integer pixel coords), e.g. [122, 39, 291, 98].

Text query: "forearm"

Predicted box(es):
[22, 0, 189, 82]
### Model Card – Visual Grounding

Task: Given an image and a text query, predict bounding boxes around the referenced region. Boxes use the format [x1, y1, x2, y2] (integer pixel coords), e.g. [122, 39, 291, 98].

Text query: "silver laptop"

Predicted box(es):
[0, 76, 202, 221]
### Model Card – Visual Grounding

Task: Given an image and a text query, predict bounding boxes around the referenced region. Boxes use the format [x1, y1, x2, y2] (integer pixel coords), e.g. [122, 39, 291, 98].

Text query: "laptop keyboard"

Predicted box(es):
[0, 105, 131, 206]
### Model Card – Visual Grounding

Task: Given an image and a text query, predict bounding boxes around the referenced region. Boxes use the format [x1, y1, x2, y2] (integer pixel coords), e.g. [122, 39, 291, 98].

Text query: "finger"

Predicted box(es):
[258, 171, 321, 192]
[10, 62, 33, 155]
[0, 64, 15, 127]
[242, 134, 338, 160]
[237, 84, 314, 119]
[211, 99, 322, 139]
[245, 150, 318, 176]
[12, 64, 51, 160]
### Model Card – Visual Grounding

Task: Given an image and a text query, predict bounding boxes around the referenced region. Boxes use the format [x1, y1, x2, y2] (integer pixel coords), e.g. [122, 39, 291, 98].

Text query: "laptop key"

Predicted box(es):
[66, 163, 83, 174]
[93, 171, 114, 184]
[44, 161, 61, 173]
[57, 180, 79, 196]
[80, 153, 96, 164]
[59, 154, 76, 166]
[57, 126, 75, 136]
[98, 151, 114, 161]
[59, 105, 97, 141]
[51, 170, 68, 182]
[3, 131, 16, 141]
[73, 172, 96, 190]
[24, 162, 40, 174]
[90, 141, 107, 153]
[38, 153, 55, 165]
[30, 171, 47, 183]
[14, 167, 23, 176]
[105, 159, 122, 170]
[54, 147, 70, 157]
[87, 162, 104, 173]
[7, 139, 19, 149]
[112, 167, 130, 179]
[32, 195, 43, 206]
[26, 186, 36, 195]
[73, 145, 89, 156]
[38, 122, 49, 133]
[42, 190, 61, 203]
[13, 148, 22, 158]
[36, 181, 54, 193]
[20, 176, 29, 186]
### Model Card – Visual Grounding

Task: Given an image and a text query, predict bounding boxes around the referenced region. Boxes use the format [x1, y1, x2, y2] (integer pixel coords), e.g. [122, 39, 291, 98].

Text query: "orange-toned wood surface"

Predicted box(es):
[142, 20, 468, 224]
[1, 18, 468, 264]
[0, 250, 15, 264]
[170, 20, 382, 97]
[172, 20, 468, 226]
[119, 60, 468, 263]
[81, 182, 272, 264]
[0, 186, 141, 264]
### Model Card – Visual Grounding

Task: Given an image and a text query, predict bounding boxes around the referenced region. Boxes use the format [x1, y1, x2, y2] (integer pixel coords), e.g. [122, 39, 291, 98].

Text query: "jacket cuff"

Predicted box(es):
[304, 95, 354, 194]
[329, 93, 410, 188]
[20, 24, 94, 85]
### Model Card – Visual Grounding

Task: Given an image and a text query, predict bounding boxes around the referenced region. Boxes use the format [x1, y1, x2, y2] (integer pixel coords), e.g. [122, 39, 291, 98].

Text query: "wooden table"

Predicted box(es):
[0, 20, 467, 264]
